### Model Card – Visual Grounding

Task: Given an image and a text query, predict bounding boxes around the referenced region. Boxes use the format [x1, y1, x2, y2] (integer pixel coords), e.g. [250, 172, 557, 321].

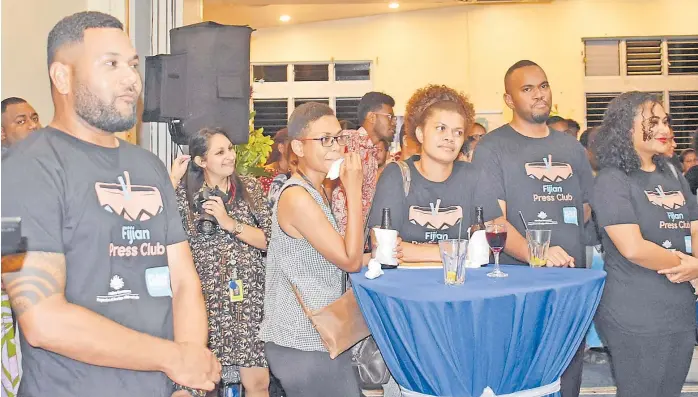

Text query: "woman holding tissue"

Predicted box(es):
[170, 128, 273, 397]
[368, 85, 502, 263]
[591, 92, 698, 397]
[259, 102, 364, 397]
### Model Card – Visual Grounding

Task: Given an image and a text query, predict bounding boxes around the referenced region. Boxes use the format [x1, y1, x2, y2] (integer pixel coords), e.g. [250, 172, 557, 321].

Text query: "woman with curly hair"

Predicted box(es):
[591, 91, 698, 397]
[367, 84, 502, 264]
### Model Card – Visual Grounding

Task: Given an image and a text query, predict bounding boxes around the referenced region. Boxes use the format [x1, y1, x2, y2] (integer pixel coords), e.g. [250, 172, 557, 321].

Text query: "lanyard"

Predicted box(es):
[297, 170, 332, 211]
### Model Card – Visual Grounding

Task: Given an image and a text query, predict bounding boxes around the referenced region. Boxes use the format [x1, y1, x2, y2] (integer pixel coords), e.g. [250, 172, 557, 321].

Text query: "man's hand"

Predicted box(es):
[546, 246, 575, 267]
[165, 342, 222, 391]
[658, 251, 698, 284]
[171, 391, 195, 397]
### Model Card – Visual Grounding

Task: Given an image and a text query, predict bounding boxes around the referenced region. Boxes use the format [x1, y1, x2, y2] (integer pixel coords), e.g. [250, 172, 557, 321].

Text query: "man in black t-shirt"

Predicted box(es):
[1, 12, 220, 397]
[472, 60, 594, 397]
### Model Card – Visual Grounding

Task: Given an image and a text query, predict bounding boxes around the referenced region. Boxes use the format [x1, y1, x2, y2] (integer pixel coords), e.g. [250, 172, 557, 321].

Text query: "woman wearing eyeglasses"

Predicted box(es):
[260, 102, 365, 397]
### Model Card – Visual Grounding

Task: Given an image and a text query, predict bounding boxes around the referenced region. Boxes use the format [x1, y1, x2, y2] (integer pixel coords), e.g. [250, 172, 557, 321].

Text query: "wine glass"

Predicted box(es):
[486, 223, 508, 278]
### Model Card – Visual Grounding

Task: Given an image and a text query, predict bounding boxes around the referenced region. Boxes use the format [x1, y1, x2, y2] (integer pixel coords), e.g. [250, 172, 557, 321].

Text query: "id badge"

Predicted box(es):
[686, 235, 693, 254]
[229, 279, 244, 302]
[563, 207, 578, 225]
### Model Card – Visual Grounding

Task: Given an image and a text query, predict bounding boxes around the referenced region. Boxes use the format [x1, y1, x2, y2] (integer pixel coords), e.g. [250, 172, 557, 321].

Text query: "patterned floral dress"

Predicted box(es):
[176, 176, 272, 369]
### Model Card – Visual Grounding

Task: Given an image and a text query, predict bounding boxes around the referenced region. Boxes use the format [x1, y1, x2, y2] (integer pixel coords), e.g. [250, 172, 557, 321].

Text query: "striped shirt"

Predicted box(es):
[259, 178, 343, 352]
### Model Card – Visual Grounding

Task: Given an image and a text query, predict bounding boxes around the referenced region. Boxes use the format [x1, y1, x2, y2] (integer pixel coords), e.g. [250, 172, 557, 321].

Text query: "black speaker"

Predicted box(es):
[143, 22, 254, 145]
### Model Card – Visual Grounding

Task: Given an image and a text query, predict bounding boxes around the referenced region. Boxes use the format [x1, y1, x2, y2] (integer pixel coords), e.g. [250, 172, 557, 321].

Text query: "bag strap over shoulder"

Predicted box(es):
[396, 161, 411, 197]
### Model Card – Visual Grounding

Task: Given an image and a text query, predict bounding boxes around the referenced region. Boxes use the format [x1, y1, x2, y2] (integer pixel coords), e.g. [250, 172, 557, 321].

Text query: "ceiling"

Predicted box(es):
[203, 0, 552, 28]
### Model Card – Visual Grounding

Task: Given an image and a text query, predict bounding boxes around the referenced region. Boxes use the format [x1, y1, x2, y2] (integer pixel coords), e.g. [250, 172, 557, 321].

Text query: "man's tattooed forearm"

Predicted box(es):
[4, 252, 66, 316]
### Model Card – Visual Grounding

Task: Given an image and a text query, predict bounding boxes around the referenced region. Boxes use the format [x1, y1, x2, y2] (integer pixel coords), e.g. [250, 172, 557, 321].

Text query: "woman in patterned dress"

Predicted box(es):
[171, 128, 272, 397]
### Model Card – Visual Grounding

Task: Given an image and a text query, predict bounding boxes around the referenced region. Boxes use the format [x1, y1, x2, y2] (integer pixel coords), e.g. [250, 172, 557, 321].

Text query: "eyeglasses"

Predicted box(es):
[298, 134, 350, 147]
[373, 112, 398, 123]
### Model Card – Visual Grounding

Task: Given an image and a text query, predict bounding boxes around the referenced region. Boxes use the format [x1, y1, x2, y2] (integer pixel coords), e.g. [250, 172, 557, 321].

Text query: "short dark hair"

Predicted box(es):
[288, 102, 335, 139]
[680, 149, 696, 163]
[504, 60, 541, 88]
[546, 116, 566, 126]
[567, 119, 581, 132]
[1, 97, 27, 114]
[579, 128, 591, 148]
[357, 92, 395, 125]
[47, 11, 123, 67]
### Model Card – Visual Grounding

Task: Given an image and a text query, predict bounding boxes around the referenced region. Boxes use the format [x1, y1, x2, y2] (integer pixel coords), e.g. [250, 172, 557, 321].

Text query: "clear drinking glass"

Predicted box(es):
[526, 229, 551, 268]
[438, 239, 467, 285]
[486, 223, 508, 278]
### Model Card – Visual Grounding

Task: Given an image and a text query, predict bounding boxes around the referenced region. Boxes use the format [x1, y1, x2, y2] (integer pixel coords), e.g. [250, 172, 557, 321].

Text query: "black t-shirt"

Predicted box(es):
[592, 167, 698, 335]
[472, 124, 595, 267]
[367, 157, 502, 244]
[1, 128, 187, 397]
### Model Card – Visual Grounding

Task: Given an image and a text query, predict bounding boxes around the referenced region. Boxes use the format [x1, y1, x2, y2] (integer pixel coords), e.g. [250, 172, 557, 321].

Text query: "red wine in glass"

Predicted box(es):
[486, 231, 507, 253]
[486, 224, 508, 278]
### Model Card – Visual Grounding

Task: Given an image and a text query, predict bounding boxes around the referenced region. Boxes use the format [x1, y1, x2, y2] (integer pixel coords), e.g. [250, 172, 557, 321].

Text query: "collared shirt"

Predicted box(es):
[331, 127, 380, 236]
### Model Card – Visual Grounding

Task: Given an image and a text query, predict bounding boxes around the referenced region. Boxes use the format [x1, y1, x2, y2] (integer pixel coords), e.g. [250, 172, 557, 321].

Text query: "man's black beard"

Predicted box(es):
[74, 84, 137, 133]
[531, 112, 550, 124]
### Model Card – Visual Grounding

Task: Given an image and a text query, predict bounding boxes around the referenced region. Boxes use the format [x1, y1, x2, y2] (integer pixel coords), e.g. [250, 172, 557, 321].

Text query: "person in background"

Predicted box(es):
[683, 127, 698, 194]
[472, 60, 594, 397]
[376, 139, 389, 172]
[260, 128, 290, 196]
[566, 119, 581, 139]
[592, 91, 698, 397]
[339, 119, 357, 131]
[260, 102, 364, 397]
[170, 128, 272, 397]
[0, 97, 40, 397]
[332, 91, 396, 236]
[369, 84, 502, 262]
[395, 123, 421, 161]
[458, 137, 474, 162]
[267, 134, 298, 209]
[1, 97, 41, 155]
[546, 115, 568, 133]
[1, 11, 220, 397]
[580, 127, 600, 174]
[680, 149, 697, 174]
[458, 122, 487, 162]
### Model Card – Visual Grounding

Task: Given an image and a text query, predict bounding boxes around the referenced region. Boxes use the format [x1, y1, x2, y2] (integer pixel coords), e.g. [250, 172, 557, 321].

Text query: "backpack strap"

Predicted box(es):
[395, 161, 411, 197]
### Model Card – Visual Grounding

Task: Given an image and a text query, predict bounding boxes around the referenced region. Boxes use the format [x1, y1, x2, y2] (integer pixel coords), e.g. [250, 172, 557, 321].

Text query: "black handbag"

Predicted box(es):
[348, 165, 409, 389]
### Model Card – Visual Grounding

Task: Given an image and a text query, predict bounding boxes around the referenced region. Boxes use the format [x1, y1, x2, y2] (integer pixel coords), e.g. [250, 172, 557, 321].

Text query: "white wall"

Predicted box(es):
[1, 0, 88, 122]
[247, 0, 698, 126]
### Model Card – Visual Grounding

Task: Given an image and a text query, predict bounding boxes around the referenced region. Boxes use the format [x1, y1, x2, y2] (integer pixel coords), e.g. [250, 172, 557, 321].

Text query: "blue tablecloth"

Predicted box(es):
[350, 265, 606, 397]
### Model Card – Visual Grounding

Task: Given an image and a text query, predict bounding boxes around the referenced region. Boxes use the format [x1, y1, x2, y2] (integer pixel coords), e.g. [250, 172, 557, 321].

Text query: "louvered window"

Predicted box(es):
[253, 65, 288, 82]
[669, 91, 698, 150]
[626, 39, 663, 75]
[335, 63, 371, 81]
[585, 93, 620, 127]
[668, 39, 698, 75]
[293, 64, 329, 82]
[335, 97, 362, 128]
[293, 98, 330, 109]
[584, 40, 620, 76]
[253, 99, 288, 136]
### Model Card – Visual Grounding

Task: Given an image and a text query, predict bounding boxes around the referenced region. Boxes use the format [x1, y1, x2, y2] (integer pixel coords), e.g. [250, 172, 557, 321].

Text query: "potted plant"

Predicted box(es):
[235, 111, 274, 177]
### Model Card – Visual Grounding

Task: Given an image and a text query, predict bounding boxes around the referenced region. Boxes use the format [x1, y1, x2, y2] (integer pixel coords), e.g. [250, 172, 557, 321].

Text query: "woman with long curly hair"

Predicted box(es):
[367, 84, 503, 264]
[591, 91, 698, 397]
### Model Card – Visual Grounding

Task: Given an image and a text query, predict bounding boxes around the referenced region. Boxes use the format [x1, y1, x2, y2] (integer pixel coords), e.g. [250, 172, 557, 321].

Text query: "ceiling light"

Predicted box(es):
[279, 15, 291, 22]
[389, 2, 400, 8]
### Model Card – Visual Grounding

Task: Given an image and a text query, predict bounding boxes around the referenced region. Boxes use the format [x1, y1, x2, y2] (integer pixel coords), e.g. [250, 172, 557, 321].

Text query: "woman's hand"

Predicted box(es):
[339, 153, 363, 197]
[201, 196, 232, 229]
[170, 155, 191, 188]
[658, 251, 698, 283]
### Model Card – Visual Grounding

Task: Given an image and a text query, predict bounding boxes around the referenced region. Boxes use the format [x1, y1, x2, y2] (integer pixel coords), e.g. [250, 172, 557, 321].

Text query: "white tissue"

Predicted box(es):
[365, 259, 384, 279]
[467, 229, 490, 268]
[373, 228, 399, 268]
[327, 158, 344, 180]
